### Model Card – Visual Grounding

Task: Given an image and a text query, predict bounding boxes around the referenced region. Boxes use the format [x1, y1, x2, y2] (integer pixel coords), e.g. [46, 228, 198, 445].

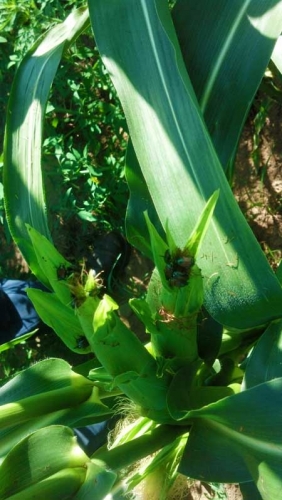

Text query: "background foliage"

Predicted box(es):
[0, 0, 130, 382]
[0, 0, 128, 268]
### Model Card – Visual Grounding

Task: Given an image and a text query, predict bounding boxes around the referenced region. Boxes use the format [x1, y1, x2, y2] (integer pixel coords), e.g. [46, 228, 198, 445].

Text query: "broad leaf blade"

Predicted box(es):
[172, 0, 282, 170]
[243, 319, 282, 389]
[180, 419, 252, 483]
[3, 7, 89, 267]
[0, 425, 116, 500]
[0, 331, 36, 352]
[179, 379, 282, 487]
[125, 139, 163, 259]
[244, 454, 282, 500]
[240, 482, 263, 500]
[0, 426, 87, 498]
[0, 359, 112, 461]
[271, 35, 282, 73]
[26, 224, 73, 305]
[27, 289, 87, 353]
[89, 0, 282, 328]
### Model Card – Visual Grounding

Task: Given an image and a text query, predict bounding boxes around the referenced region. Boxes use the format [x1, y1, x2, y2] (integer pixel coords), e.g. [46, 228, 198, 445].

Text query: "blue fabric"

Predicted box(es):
[0, 279, 47, 343]
[74, 421, 109, 455]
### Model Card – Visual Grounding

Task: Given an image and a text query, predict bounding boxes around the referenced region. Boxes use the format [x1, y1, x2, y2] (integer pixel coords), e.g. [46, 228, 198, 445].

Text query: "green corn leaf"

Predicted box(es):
[27, 288, 90, 353]
[167, 363, 235, 419]
[125, 431, 188, 494]
[92, 295, 173, 423]
[244, 455, 282, 500]
[73, 459, 117, 500]
[1, 468, 86, 500]
[0, 426, 87, 499]
[0, 425, 116, 500]
[0, 380, 113, 462]
[3, 7, 90, 269]
[0, 359, 94, 431]
[182, 189, 220, 257]
[76, 295, 101, 341]
[52, 390, 114, 430]
[125, 140, 163, 260]
[243, 319, 282, 389]
[0, 406, 113, 466]
[129, 297, 160, 337]
[240, 481, 263, 500]
[0, 358, 89, 405]
[179, 417, 252, 484]
[89, 0, 282, 329]
[196, 308, 223, 366]
[271, 35, 282, 73]
[92, 295, 154, 377]
[167, 380, 236, 420]
[0, 413, 68, 465]
[93, 423, 186, 473]
[0, 359, 113, 462]
[179, 378, 282, 487]
[0, 331, 37, 352]
[26, 224, 73, 302]
[172, 0, 282, 171]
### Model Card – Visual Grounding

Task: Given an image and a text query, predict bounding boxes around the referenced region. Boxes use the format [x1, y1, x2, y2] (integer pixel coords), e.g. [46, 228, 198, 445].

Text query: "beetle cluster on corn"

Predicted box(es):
[164, 249, 194, 287]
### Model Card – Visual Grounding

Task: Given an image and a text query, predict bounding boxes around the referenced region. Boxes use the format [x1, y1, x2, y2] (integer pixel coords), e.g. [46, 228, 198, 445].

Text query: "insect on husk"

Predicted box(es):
[75, 335, 90, 350]
[68, 269, 104, 308]
[164, 249, 194, 288]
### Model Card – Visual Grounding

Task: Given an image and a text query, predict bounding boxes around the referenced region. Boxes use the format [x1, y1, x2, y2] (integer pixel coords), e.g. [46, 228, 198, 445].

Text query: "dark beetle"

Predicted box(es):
[75, 335, 90, 350]
[164, 249, 194, 288]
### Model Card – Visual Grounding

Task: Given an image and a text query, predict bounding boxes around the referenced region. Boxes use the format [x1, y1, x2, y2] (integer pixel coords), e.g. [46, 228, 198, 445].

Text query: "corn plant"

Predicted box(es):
[2, 2, 282, 499]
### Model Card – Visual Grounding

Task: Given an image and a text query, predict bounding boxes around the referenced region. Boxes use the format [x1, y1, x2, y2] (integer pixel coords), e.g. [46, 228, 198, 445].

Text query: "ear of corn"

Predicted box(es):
[139, 193, 219, 370]
[91, 295, 173, 423]
[76, 295, 102, 340]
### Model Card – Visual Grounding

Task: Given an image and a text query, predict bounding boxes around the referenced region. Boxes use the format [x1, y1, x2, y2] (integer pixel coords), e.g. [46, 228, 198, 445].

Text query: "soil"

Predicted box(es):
[234, 100, 282, 266]
[1, 98, 282, 499]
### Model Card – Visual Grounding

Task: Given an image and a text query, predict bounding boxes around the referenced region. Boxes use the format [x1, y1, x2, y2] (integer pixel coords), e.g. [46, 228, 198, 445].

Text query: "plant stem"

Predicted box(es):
[91, 424, 188, 472]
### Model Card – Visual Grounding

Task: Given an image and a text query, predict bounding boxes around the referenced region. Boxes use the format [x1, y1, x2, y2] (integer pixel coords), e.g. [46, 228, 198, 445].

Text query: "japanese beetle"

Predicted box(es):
[75, 335, 89, 350]
[175, 256, 194, 270]
[168, 271, 189, 288]
[164, 249, 194, 288]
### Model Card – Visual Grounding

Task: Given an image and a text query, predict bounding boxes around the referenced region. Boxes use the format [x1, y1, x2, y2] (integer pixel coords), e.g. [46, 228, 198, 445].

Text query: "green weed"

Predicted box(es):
[0, 0, 128, 272]
[205, 482, 228, 500]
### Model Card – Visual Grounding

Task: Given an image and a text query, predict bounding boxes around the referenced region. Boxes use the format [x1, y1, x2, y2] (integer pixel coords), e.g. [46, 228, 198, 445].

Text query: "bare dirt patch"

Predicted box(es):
[234, 101, 282, 266]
